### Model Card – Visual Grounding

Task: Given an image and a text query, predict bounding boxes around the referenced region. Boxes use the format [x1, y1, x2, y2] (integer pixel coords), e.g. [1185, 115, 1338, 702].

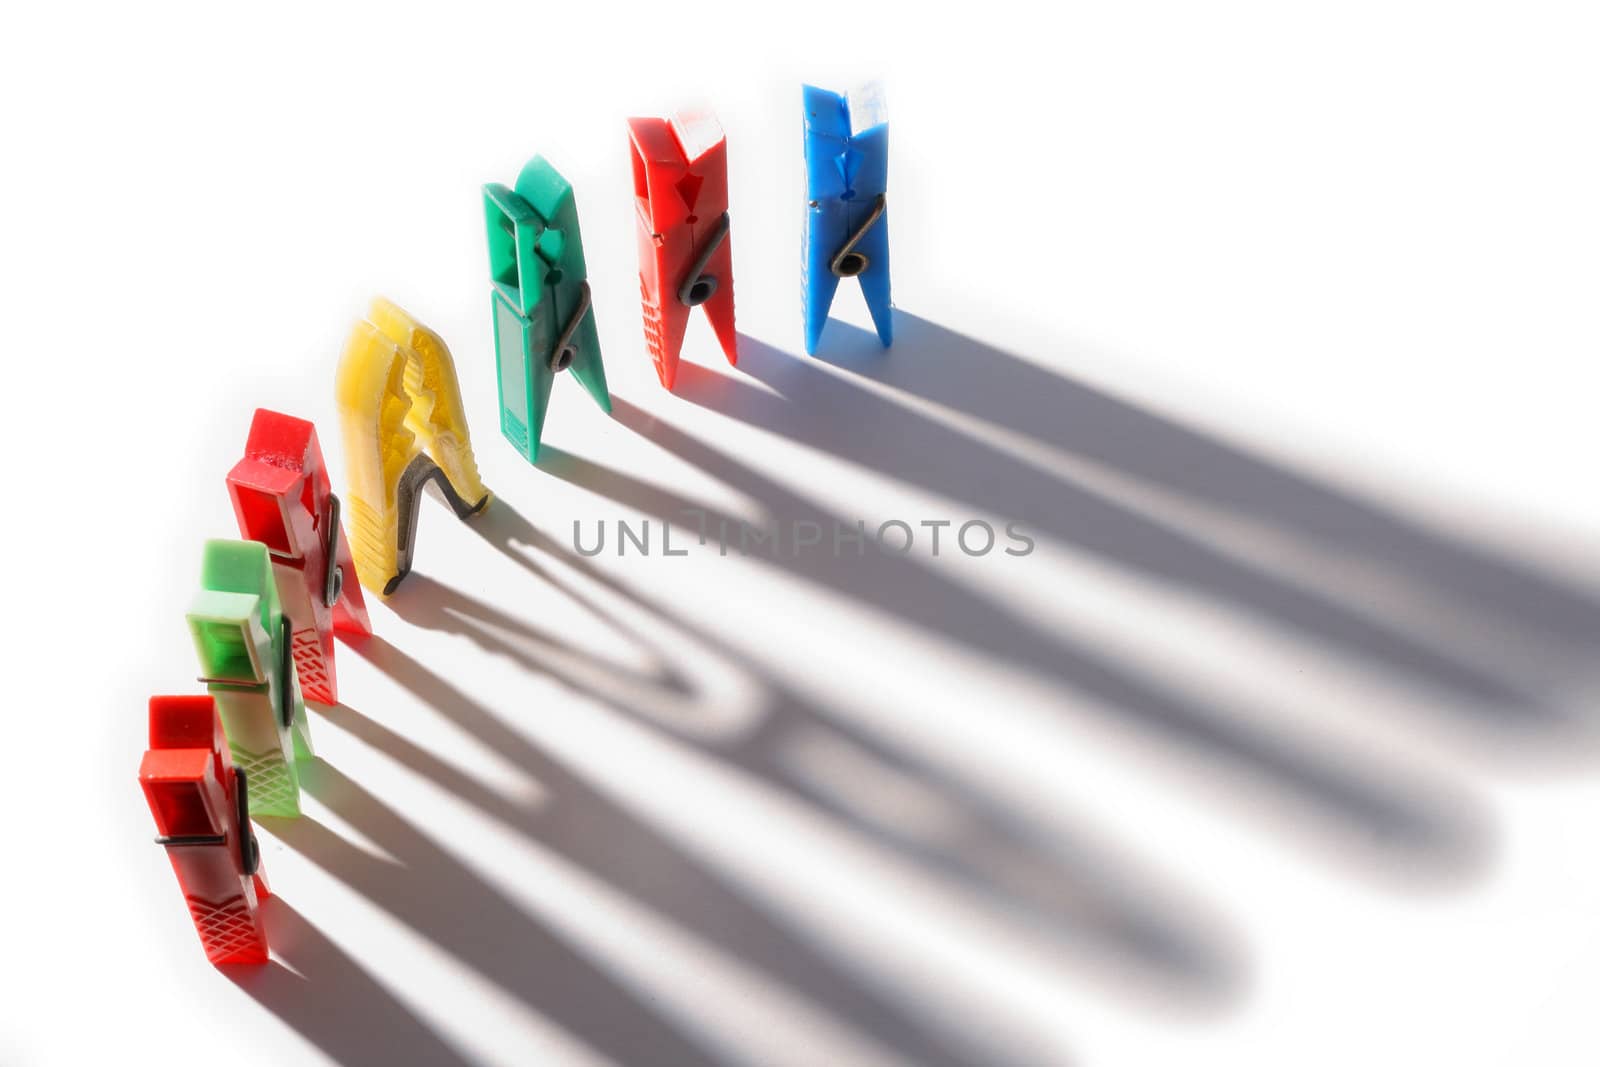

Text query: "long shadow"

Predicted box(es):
[269, 758, 729, 1067]
[339, 634, 999, 1067]
[666, 331, 1592, 736]
[227, 898, 478, 1067]
[385, 546, 1247, 1016]
[533, 408, 1488, 882]
[824, 313, 1600, 664]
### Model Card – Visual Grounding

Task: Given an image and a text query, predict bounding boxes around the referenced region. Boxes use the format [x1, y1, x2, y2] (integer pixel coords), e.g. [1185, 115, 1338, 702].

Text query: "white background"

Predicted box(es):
[4, 2, 1599, 1065]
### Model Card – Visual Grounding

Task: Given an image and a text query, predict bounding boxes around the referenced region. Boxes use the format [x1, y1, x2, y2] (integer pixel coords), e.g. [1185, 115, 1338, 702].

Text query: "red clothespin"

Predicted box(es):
[628, 111, 738, 390]
[227, 409, 372, 704]
[139, 695, 271, 965]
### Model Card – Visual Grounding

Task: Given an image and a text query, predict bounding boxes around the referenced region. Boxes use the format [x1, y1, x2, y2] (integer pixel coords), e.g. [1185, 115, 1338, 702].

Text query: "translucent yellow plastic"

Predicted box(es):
[336, 297, 490, 595]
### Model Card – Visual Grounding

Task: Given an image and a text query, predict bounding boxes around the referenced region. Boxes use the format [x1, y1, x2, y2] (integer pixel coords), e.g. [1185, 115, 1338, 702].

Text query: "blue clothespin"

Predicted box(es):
[802, 83, 892, 355]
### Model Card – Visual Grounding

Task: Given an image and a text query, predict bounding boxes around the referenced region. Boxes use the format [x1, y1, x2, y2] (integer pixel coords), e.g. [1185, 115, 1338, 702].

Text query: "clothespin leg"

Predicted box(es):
[523, 360, 557, 462]
[702, 238, 739, 366]
[289, 695, 314, 762]
[492, 290, 556, 463]
[329, 525, 372, 638]
[802, 218, 843, 356]
[211, 688, 304, 818]
[641, 279, 687, 390]
[855, 213, 893, 348]
[568, 303, 613, 415]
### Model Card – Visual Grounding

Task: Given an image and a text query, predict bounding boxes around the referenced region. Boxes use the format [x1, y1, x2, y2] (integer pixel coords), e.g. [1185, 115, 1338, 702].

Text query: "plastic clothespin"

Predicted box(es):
[484, 156, 612, 462]
[628, 111, 738, 389]
[336, 297, 490, 595]
[227, 409, 372, 705]
[802, 82, 892, 355]
[186, 539, 310, 818]
[139, 694, 271, 965]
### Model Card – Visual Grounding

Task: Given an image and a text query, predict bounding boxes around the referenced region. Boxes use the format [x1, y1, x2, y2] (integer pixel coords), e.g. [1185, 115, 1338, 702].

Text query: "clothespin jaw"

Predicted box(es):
[139, 695, 270, 965]
[628, 112, 738, 390]
[802, 83, 892, 355]
[227, 409, 371, 705]
[336, 298, 490, 596]
[483, 156, 611, 462]
[187, 539, 309, 817]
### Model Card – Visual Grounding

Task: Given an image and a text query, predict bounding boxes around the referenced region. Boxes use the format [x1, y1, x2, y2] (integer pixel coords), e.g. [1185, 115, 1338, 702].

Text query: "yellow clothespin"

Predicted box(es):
[336, 297, 491, 595]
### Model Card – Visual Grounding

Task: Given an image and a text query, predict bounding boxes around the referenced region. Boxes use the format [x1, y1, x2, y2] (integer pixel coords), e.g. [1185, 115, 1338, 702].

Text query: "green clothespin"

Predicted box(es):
[484, 156, 612, 463]
[185, 539, 310, 818]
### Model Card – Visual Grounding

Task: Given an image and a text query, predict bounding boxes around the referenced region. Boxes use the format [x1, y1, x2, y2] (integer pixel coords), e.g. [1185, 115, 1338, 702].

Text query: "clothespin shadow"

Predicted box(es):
[816, 311, 1600, 723]
[228, 898, 479, 1067]
[684, 327, 1598, 758]
[264, 757, 728, 1067]
[544, 400, 1489, 886]
[308, 667, 1002, 1067]
[456, 499, 1253, 1012]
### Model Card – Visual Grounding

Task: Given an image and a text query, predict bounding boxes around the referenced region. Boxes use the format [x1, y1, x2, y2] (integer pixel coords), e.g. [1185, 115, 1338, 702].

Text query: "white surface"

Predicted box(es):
[5, 3, 1600, 1065]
